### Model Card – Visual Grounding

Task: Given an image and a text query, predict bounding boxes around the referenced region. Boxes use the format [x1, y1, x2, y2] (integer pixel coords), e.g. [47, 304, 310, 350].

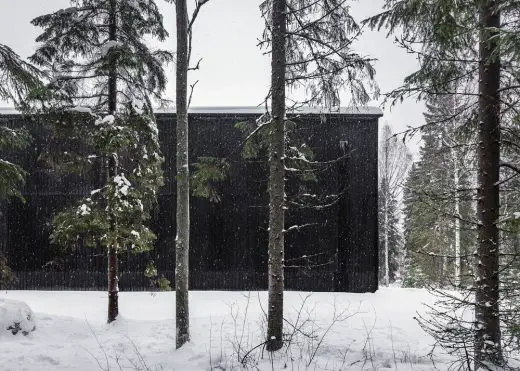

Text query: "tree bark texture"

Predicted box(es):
[107, 0, 119, 324]
[452, 148, 461, 288]
[266, 0, 286, 353]
[475, 0, 502, 366]
[175, 0, 190, 349]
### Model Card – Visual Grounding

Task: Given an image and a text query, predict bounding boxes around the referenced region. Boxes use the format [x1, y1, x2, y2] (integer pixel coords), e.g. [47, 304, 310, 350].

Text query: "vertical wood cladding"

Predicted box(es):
[0, 111, 380, 292]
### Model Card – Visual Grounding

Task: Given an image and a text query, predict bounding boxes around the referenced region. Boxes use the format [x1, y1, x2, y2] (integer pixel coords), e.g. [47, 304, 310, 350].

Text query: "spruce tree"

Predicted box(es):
[31, 0, 171, 323]
[365, 0, 518, 364]
[259, 0, 377, 351]
[0, 43, 43, 289]
[0, 44, 43, 200]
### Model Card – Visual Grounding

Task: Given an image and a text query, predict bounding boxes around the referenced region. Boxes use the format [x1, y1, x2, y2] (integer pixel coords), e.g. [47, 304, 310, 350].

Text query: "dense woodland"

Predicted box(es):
[1, 0, 520, 369]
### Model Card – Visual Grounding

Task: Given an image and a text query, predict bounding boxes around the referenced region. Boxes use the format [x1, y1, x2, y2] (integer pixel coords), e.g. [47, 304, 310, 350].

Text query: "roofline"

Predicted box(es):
[0, 105, 383, 117]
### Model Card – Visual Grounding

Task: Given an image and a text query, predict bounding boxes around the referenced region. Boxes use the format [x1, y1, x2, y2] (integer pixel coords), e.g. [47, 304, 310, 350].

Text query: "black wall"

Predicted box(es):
[0, 111, 379, 292]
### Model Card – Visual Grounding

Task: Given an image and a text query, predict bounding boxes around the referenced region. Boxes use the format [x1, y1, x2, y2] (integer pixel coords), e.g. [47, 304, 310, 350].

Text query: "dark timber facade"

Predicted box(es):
[0, 107, 382, 292]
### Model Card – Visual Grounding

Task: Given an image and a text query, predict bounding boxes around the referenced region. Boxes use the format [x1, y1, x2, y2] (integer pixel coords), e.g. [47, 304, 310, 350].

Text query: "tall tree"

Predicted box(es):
[260, 0, 377, 351]
[366, 0, 516, 366]
[175, 0, 190, 349]
[378, 124, 411, 286]
[31, 0, 171, 323]
[172, 0, 210, 349]
[265, 0, 286, 353]
[475, 0, 501, 365]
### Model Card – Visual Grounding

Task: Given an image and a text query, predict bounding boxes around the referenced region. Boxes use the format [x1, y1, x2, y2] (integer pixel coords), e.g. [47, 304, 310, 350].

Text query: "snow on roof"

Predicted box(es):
[0, 106, 383, 117]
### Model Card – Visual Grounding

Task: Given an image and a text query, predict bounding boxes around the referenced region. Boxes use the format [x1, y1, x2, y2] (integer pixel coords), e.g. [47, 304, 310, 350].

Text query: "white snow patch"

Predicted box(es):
[0, 288, 480, 370]
[98, 40, 122, 58]
[77, 204, 91, 216]
[66, 106, 92, 114]
[0, 299, 36, 336]
[113, 173, 131, 196]
[95, 115, 115, 126]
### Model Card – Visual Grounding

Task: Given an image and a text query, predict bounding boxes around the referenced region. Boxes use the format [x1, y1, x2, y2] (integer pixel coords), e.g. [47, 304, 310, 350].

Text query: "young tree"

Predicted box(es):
[31, 0, 171, 323]
[172, 0, 210, 349]
[378, 124, 411, 286]
[260, 0, 377, 351]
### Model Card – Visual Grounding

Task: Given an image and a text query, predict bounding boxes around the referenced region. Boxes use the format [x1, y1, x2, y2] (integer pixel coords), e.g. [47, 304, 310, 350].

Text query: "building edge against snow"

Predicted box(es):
[0, 106, 382, 292]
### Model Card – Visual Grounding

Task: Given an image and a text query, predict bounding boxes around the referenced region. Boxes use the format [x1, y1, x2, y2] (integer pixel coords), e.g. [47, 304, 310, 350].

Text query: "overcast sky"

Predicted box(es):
[0, 0, 425, 155]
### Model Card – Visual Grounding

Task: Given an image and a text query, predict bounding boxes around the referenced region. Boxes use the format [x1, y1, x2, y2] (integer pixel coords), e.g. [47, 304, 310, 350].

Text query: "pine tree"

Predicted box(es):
[31, 0, 171, 323]
[259, 0, 377, 351]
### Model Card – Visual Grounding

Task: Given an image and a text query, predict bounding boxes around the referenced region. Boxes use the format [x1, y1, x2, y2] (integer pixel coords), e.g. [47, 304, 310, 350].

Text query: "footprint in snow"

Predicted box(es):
[35, 355, 60, 366]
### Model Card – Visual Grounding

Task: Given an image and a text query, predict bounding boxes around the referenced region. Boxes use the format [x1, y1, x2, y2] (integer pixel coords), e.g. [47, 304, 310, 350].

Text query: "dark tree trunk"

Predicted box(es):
[175, 0, 190, 349]
[475, 0, 502, 366]
[266, 0, 286, 353]
[107, 0, 119, 324]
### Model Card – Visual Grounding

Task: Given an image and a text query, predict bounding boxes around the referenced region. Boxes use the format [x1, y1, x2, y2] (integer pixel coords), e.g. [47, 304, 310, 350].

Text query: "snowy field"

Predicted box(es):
[0, 288, 451, 370]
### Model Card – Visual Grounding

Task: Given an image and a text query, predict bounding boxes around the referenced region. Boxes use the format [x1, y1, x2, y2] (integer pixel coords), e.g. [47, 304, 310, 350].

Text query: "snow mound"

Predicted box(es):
[0, 299, 36, 336]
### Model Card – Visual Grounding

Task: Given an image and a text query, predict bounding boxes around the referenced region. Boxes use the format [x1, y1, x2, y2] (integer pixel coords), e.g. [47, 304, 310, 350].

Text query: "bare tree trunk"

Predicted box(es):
[475, 0, 502, 366]
[107, 0, 119, 324]
[384, 192, 389, 286]
[175, 0, 190, 349]
[266, 0, 286, 353]
[452, 148, 461, 288]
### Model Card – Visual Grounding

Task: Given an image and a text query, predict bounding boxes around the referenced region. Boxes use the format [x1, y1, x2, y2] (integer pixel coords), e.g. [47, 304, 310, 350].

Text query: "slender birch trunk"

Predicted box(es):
[107, 0, 119, 324]
[475, 0, 502, 366]
[175, 0, 190, 349]
[452, 148, 461, 288]
[266, 0, 286, 353]
[384, 192, 389, 286]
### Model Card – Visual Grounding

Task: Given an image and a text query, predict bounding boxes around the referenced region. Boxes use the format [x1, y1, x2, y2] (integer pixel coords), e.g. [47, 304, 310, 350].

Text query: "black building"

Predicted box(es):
[0, 107, 382, 292]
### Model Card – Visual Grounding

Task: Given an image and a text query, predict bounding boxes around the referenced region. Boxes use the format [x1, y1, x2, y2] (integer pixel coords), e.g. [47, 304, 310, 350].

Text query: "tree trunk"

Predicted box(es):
[383, 193, 389, 286]
[452, 148, 461, 288]
[107, 0, 119, 324]
[266, 0, 286, 353]
[107, 243, 119, 323]
[475, 0, 502, 366]
[175, 0, 190, 349]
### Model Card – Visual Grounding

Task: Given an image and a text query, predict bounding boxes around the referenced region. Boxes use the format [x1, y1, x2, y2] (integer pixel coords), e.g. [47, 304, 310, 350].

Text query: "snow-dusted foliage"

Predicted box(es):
[0, 126, 30, 201]
[0, 43, 44, 200]
[50, 106, 163, 254]
[259, 0, 378, 108]
[30, 0, 172, 111]
[30, 0, 170, 322]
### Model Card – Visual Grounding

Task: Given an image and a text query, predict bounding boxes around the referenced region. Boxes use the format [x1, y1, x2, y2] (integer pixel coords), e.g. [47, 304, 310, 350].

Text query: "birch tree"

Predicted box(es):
[260, 0, 377, 351]
[378, 124, 411, 286]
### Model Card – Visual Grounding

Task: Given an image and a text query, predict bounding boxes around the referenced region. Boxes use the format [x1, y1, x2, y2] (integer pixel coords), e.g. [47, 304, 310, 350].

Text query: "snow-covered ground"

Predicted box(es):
[0, 288, 451, 370]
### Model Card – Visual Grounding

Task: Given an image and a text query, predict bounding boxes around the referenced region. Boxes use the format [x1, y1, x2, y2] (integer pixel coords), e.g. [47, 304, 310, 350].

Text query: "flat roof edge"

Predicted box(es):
[0, 106, 383, 117]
